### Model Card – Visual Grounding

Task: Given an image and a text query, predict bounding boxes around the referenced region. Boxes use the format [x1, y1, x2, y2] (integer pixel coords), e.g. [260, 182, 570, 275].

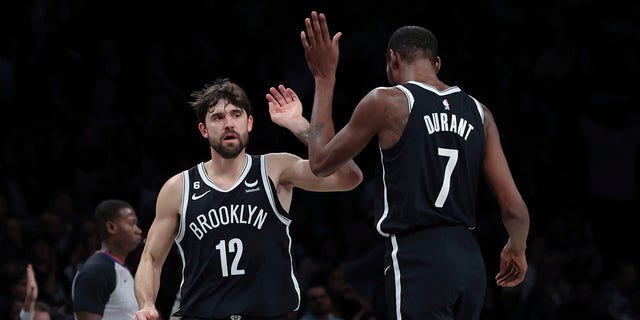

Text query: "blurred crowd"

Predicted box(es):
[1, 0, 639, 319]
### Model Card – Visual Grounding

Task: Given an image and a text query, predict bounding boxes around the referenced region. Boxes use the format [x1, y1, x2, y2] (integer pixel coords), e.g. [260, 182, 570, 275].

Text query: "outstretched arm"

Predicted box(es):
[300, 11, 343, 177]
[134, 174, 182, 320]
[300, 11, 385, 178]
[266, 84, 363, 193]
[482, 105, 530, 287]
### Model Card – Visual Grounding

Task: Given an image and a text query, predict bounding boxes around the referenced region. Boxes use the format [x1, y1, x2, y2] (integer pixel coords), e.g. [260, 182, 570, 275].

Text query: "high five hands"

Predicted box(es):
[300, 11, 342, 81]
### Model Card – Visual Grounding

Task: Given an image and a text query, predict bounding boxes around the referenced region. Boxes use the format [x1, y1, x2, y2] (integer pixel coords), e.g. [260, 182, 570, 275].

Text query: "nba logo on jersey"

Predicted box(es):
[442, 99, 450, 110]
[230, 316, 242, 320]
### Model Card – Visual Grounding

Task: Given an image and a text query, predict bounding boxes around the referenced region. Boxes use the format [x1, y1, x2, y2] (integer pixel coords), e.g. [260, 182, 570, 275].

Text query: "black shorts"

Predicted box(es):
[384, 225, 486, 320]
[176, 315, 287, 320]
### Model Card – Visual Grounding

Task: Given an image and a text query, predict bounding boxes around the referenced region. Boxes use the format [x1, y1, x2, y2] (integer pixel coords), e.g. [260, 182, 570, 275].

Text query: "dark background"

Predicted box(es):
[1, 0, 639, 319]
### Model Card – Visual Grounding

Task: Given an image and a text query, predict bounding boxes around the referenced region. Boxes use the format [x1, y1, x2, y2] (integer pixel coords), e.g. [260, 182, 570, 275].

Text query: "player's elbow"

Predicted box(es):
[309, 160, 332, 178]
[342, 167, 364, 190]
[353, 168, 364, 187]
[324, 161, 363, 191]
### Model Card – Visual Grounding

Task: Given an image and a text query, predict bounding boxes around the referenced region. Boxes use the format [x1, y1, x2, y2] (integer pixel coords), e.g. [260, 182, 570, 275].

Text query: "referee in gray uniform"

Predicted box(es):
[72, 199, 143, 320]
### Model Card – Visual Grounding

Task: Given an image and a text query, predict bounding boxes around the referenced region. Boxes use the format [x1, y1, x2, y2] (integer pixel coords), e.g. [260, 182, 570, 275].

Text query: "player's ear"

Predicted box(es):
[388, 49, 399, 69]
[434, 56, 441, 74]
[247, 115, 254, 132]
[198, 122, 208, 138]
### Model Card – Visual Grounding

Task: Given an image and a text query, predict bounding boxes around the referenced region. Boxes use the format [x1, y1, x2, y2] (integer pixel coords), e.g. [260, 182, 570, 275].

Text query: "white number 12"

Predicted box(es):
[215, 238, 245, 277]
[435, 148, 458, 208]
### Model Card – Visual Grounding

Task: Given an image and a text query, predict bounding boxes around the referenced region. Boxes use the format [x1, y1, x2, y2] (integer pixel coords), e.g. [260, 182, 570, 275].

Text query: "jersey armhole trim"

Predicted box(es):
[260, 155, 291, 225]
[176, 170, 190, 243]
[396, 85, 415, 112]
[469, 95, 485, 124]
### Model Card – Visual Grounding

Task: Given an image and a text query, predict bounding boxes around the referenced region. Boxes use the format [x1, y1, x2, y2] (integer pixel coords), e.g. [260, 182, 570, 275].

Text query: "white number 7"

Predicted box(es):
[435, 148, 458, 207]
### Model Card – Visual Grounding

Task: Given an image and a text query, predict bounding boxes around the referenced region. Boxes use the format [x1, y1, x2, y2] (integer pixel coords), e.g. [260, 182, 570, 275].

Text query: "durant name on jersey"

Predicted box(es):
[424, 113, 475, 140]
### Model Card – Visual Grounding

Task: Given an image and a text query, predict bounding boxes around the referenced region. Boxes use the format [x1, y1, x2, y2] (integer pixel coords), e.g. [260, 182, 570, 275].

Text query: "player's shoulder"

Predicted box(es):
[354, 86, 405, 113]
[264, 152, 304, 177]
[265, 152, 302, 166]
[368, 85, 403, 97]
[364, 85, 406, 103]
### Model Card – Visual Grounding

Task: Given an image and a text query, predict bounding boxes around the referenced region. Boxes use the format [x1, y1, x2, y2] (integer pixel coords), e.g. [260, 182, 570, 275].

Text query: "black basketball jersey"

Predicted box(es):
[173, 154, 300, 319]
[374, 81, 486, 236]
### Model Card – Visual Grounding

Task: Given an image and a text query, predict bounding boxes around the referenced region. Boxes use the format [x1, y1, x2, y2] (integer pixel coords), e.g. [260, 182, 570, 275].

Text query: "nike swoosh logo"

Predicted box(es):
[384, 266, 391, 275]
[191, 190, 211, 200]
[244, 180, 258, 188]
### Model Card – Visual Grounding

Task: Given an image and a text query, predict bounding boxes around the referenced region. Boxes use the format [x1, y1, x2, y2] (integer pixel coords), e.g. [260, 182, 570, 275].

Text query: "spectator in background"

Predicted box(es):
[63, 219, 99, 284]
[10, 300, 24, 320]
[1, 216, 26, 261]
[27, 236, 67, 312]
[1, 263, 27, 320]
[299, 285, 344, 320]
[19, 263, 52, 320]
[327, 267, 375, 320]
[619, 290, 640, 320]
[595, 262, 639, 319]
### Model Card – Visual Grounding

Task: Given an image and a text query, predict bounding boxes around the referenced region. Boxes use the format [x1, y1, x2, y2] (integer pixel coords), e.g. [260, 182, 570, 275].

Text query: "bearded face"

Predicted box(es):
[210, 129, 250, 159]
[202, 101, 252, 159]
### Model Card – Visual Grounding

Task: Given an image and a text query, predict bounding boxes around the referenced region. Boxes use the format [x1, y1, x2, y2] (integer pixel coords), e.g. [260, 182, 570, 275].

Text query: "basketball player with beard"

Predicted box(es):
[133, 78, 363, 320]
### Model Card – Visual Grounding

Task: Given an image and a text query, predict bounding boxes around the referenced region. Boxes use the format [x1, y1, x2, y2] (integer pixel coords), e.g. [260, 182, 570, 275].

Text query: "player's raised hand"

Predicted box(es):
[300, 11, 342, 80]
[266, 85, 303, 127]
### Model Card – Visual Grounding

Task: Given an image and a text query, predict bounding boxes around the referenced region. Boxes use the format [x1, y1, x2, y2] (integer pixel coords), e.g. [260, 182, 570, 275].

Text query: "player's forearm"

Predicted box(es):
[287, 118, 311, 147]
[134, 257, 162, 309]
[309, 77, 337, 176]
[501, 202, 529, 253]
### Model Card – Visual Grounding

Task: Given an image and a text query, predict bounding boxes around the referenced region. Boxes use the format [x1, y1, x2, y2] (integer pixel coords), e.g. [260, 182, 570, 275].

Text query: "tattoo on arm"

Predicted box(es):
[391, 116, 406, 138]
[309, 123, 325, 144]
[294, 129, 310, 147]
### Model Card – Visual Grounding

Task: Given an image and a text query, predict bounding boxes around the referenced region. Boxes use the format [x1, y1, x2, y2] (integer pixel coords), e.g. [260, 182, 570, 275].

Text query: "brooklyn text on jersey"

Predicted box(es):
[189, 204, 270, 240]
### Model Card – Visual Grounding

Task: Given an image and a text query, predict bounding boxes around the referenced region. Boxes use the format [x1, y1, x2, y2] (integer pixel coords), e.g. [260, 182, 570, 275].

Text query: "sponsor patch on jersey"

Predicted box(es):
[245, 187, 260, 193]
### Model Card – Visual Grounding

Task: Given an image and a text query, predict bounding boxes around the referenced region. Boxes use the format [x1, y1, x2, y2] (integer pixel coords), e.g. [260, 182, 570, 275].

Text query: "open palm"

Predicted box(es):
[266, 84, 302, 128]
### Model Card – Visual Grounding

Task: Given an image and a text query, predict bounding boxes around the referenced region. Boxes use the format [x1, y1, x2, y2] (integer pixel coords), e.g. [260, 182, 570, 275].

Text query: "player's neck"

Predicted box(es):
[410, 76, 448, 91]
[401, 63, 448, 90]
[205, 153, 248, 187]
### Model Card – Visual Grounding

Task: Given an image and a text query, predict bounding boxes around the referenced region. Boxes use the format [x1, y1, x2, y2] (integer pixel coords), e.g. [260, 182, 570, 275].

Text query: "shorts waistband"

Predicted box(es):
[178, 315, 288, 320]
